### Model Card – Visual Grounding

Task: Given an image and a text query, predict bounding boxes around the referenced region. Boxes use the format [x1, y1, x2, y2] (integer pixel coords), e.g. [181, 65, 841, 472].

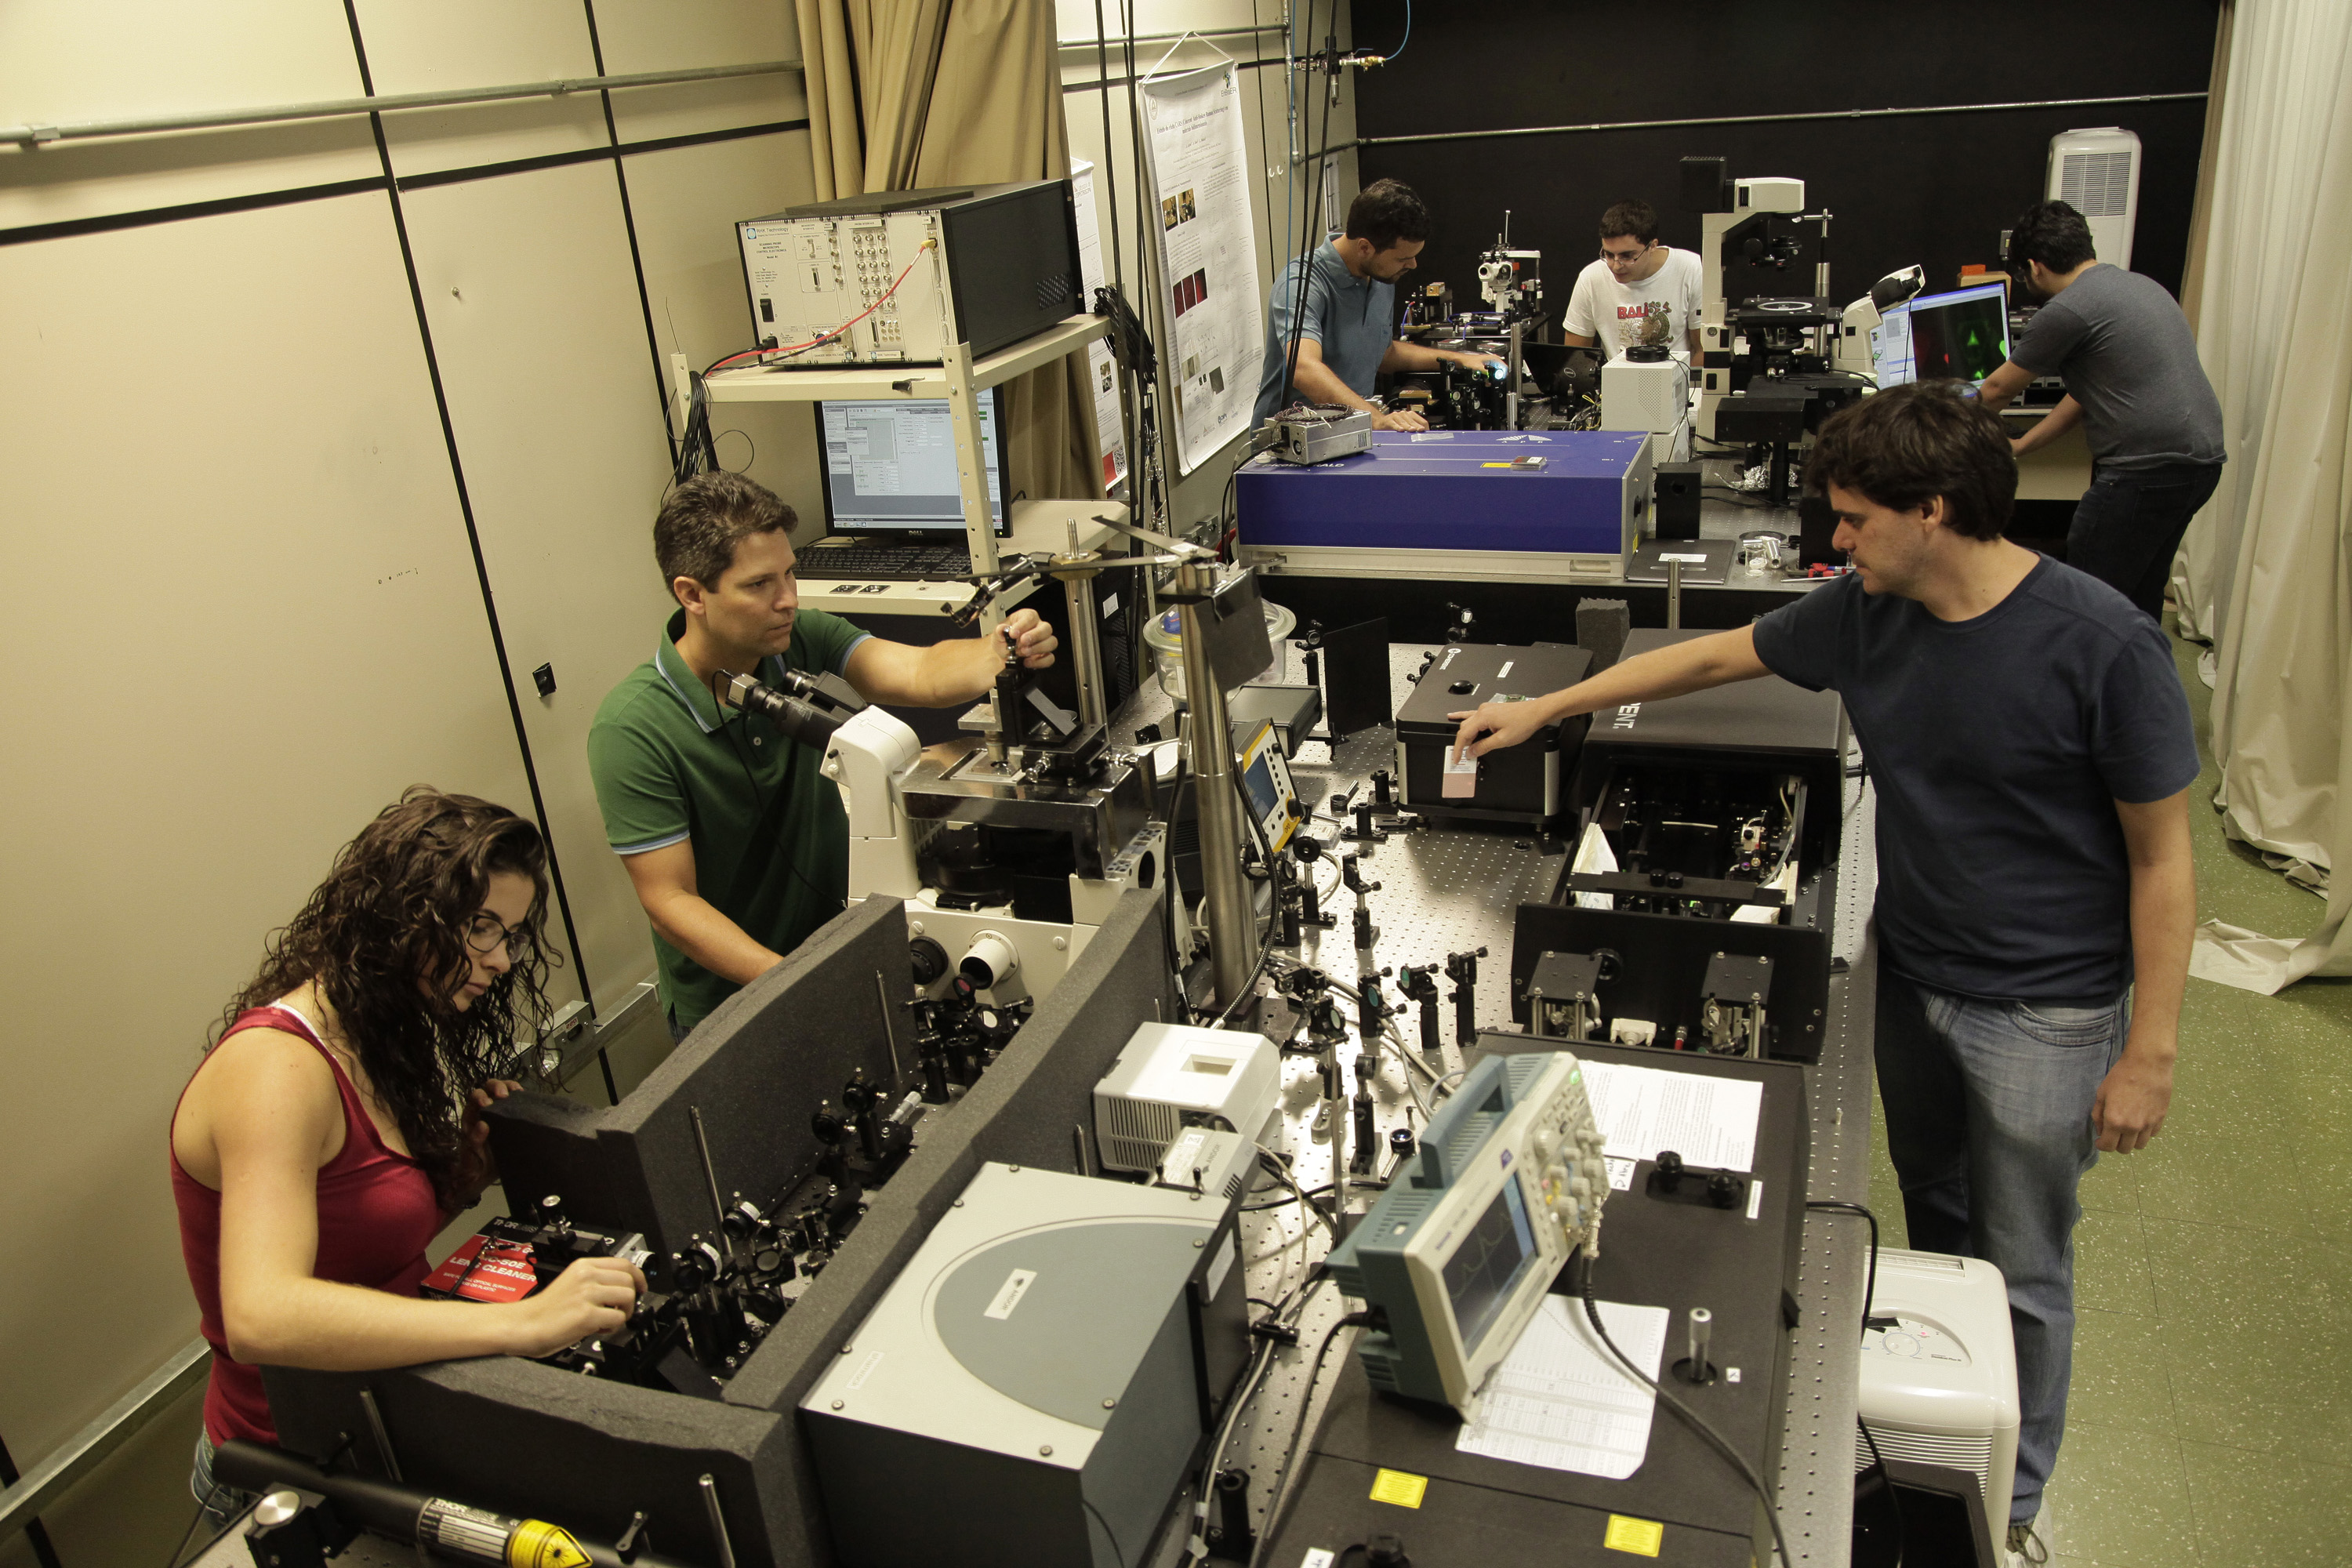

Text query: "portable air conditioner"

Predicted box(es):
[1854, 1248, 2022, 1552]
[2048, 127, 2142, 270]
[1093, 1023, 1281, 1173]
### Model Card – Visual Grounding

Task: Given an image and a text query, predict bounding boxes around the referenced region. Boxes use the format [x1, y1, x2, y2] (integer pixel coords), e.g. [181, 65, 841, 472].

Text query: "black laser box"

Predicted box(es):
[1396, 642, 1592, 830]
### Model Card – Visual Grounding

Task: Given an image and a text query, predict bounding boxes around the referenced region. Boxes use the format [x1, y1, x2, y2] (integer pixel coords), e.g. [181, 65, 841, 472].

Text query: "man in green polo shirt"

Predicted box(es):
[588, 472, 1057, 1036]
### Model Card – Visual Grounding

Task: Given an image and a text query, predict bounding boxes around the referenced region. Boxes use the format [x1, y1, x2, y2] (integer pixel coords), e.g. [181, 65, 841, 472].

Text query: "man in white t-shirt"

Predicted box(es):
[1562, 199, 1704, 361]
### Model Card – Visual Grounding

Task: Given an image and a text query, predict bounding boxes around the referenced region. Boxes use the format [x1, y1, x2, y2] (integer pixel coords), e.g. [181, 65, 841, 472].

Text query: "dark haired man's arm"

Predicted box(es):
[2096, 788, 2193, 1153]
[2008, 395, 2082, 456]
[1973, 359, 2035, 413]
[1285, 339, 1428, 432]
[1449, 626, 1769, 761]
[621, 843, 784, 985]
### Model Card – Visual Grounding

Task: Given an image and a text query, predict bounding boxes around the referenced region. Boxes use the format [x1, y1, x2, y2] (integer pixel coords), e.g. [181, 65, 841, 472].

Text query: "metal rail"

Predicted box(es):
[0, 1341, 210, 1538]
[1358, 89, 2209, 149]
[3, 59, 801, 148]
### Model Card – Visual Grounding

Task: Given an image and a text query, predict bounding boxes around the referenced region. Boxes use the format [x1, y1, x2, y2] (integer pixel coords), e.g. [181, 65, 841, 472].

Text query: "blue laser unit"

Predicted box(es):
[1234, 429, 1652, 572]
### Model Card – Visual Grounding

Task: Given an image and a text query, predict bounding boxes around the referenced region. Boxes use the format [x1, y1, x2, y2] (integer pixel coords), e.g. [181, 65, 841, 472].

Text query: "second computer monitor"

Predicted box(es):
[1872, 281, 2009, 392]
[815, 389, 1011, 535]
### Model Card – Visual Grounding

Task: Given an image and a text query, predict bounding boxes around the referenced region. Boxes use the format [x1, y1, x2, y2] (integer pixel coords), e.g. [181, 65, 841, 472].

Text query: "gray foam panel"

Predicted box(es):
[1575, 597, 1632, 672]
[484, 897, 913, 1258]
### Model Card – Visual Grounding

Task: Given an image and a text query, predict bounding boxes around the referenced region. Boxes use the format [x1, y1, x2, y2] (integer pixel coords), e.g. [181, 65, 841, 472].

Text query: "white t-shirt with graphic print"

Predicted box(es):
[1563, 247, 1704, 359]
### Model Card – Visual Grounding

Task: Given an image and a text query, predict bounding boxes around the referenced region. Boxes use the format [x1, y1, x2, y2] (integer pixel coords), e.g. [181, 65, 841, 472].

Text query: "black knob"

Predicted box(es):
[1708, 1172, 1742, 1209]
[1655, 1150, 1685, 1191]
[1366, 1534, 1410, 1568]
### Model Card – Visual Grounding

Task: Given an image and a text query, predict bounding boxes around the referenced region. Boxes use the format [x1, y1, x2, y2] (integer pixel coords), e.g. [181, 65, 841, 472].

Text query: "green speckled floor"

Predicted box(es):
[1866, 627, 2352, 1566]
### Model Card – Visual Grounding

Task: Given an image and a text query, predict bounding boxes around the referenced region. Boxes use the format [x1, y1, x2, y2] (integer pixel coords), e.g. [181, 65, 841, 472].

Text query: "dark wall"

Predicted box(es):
[1351, 1, 2218, 311]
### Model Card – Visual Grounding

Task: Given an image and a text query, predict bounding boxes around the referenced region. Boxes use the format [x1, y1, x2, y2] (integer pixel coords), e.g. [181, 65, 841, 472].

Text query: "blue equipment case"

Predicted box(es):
[1235, 430, 1653, 570]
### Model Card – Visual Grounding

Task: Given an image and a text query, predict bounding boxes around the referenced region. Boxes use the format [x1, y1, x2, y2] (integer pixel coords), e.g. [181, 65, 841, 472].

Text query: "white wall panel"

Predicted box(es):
[623, 130, 827, 537]
[354, 0, 607, 179]
[0, 0, 377, 230]
[397, 163, 682, 1014]
[595, 0, 808, 143]
[0, 192, 533, 1462]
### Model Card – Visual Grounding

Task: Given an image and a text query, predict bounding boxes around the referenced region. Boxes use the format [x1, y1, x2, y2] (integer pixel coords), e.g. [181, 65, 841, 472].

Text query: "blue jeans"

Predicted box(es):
[191, 1430, 252, 1533]
[2066, 459, 2223, 619]
[1874, 973, 2129, 1524]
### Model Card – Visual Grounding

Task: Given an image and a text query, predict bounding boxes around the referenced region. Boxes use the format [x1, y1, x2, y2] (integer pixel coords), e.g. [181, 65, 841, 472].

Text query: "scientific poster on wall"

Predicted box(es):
[1139, 63, 1265, 474]
[1070, 160, 1129, 492]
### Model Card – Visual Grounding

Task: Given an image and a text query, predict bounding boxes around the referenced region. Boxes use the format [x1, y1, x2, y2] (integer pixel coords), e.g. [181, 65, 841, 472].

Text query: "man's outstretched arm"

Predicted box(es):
[1450, 626, 1773, 760]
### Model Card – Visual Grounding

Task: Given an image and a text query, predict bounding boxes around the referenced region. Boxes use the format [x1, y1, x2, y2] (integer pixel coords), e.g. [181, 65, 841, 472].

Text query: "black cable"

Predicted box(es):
[1856, 1411, 1907, 1568]
[165, 1490, 259, 1568]
[1080, 1495, 1130, 1568]
[1806, 1200, 1882, 1327]
[1275, 0, 1336, 419]
[1251, 1305, 1372, 1567]
[1575, 1253, 1792, 1568]
[709, 668, 848, 915]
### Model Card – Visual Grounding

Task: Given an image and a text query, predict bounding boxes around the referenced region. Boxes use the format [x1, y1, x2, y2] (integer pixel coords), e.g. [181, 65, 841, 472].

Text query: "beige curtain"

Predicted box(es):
[2175, 0, 2352, 993]
[793, 0, 1105, 502]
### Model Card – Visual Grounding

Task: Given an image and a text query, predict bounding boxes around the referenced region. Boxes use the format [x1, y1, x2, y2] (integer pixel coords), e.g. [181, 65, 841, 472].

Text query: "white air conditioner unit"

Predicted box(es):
[1093, 1023, 1282, 1173]
[2048, 127, 2141, 270]
[1853, 1247, 2021, 1552]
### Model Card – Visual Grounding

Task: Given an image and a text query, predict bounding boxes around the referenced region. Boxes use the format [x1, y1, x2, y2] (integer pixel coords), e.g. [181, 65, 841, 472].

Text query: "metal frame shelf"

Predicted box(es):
[669, 314, 1112, 629]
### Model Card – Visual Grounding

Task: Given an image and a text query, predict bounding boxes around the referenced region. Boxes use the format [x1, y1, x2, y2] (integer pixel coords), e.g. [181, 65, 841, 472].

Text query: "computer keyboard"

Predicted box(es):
[799, 542, 975, 582]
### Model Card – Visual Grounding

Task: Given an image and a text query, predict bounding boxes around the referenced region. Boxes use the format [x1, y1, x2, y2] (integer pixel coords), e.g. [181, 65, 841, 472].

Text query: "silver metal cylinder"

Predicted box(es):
[1060, 561, 1108, 732]
[1667, 557, 1683, 630]
[1175, 560, 1255, 1009]
[1506, 318, 1524, 430]
[1686, 1306, 1713, 1379]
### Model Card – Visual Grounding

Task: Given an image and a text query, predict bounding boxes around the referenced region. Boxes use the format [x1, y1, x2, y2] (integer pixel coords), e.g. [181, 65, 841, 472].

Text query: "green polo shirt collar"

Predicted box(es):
[650, 609, 785, 735]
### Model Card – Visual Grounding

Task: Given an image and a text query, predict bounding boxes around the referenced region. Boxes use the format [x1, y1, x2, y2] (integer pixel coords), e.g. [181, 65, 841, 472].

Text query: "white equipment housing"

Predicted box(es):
[823, 706, 1164, 1009]
[1854, 1247, 2022, 1550]
[2047, 128, 2141, 270]
[1093, 1023, 1283, 1174]
[1601, 355, 1693, 465]
[1152, 1126, 1259, 1204]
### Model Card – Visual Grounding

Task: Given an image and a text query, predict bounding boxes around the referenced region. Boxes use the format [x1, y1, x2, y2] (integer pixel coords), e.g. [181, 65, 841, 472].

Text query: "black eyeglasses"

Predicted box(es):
[464, 913, 522, 956]
[1600, 243, 1654, 265]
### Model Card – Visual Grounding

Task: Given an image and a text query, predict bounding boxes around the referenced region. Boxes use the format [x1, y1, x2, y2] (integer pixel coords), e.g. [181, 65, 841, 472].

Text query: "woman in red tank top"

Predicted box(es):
[171, 789, 644, 1496]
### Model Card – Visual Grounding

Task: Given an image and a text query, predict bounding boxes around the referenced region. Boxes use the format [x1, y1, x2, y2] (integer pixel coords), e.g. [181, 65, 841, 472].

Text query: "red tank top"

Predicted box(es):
[171, 1004, 444, 1444]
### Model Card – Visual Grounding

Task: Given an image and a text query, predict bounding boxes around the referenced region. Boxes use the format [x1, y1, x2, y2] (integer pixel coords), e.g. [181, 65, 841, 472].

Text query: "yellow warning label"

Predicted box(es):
[1604, 1515, 1664, 1556]
[506, 1520, 590, 1568]
[1367, 1468, 1428, 1509]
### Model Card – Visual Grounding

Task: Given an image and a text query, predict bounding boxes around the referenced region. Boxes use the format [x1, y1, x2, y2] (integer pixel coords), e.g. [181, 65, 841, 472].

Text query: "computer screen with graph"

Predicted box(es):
[815, 390, 1010, 535]
[1871, 282, 2009, 392]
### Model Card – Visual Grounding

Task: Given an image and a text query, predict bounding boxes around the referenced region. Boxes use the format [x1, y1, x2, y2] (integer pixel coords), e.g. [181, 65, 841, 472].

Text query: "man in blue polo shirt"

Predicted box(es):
[1253, 179, 1503, 431]
[588, 473, 1056, 1036]
[1448, 383, 2197, 1564]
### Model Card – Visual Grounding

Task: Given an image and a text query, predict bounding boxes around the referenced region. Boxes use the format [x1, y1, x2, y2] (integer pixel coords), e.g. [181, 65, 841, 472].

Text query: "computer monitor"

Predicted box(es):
[815, 389, 1011, 536]
[1873, 282, 2009, 392]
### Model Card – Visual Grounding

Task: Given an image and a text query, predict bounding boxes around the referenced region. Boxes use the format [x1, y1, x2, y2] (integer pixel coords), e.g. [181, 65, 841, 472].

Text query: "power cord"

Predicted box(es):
[1250, 1298, 1374, 1567]
[1574, 1251, 1793, 1568]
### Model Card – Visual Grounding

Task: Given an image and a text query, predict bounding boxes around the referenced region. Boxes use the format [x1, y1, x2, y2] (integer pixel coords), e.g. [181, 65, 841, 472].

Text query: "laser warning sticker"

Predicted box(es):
[1603, 1515, 1663, 1556]
[420, 1235, 536, 1303]
[506, 1520, 589, 1568]
[984, 1268, 1038, 1320]
[1368, 1469, 1427, 1508]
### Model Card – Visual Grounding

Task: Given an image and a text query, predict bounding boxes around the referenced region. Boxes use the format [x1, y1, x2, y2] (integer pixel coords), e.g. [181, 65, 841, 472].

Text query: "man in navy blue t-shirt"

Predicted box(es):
[1450, 383, 2197, 1559]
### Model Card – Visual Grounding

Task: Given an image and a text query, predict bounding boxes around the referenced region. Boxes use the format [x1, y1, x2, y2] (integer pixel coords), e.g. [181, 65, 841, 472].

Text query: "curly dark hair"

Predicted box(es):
[1806, 382, 2016, 543]
[216, 788, 555, 1210]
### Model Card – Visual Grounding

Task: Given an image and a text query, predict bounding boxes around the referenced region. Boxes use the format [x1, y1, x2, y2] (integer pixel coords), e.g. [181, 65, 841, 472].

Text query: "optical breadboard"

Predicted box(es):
[1094, 1022, 1282, 1174]
[1327, 1051, 1609, 1417]
[1236, 430, 1652, 557]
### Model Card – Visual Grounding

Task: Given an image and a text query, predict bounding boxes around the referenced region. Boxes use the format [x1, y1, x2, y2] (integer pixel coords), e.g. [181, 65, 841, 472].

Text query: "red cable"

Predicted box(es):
[706, 241, 938, 375]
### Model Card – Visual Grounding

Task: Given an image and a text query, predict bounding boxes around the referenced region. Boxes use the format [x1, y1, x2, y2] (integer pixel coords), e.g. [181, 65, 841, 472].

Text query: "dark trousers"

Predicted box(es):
[2065, 459, 2223, 619]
